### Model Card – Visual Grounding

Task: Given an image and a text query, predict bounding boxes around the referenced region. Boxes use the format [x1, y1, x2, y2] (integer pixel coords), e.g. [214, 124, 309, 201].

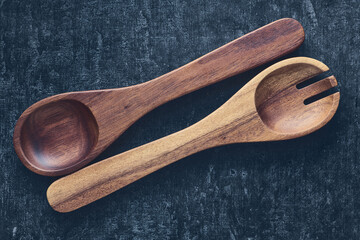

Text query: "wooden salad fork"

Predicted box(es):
[47, 57, 340, 212]
[13, 18, 304, 176]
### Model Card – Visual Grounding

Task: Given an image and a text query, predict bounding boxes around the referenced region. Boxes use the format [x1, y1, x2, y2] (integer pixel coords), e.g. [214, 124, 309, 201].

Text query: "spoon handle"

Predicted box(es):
[134, 18, 304, 110]
[47, 118, 225, 213]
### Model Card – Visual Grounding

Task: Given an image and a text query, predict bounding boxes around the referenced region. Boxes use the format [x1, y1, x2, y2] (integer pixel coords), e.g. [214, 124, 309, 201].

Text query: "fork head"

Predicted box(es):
[254, 57, 340, 138]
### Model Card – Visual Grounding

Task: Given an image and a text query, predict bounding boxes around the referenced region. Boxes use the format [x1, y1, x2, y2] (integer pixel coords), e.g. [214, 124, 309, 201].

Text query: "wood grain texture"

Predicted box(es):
[47, 57, 340, 212]
[13, 18, 305, 176]
[2, 1, 360, 238]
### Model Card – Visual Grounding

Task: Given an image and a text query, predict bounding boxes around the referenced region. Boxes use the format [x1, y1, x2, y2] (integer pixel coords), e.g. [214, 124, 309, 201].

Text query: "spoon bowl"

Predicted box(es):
[19, 100, 99, 171]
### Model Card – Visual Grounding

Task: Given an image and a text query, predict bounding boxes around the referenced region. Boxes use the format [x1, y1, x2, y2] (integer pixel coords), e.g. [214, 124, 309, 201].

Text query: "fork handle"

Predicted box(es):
[47, 119, 223, 212]
[47, 82, 267, 213]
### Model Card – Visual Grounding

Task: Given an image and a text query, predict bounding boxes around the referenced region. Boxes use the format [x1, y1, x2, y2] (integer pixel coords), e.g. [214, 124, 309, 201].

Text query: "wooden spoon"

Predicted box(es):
[47, 57, 340, 212]
[13, 18, 305, 176]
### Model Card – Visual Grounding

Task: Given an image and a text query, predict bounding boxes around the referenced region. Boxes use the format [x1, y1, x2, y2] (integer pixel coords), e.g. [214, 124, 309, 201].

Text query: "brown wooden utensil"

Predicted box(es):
[13, 18, 304, 176]
[47, 57, 340, 212]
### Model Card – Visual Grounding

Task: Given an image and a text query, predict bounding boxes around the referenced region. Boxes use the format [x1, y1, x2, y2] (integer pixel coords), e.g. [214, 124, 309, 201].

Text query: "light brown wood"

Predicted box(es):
[47, 57, 340, 212]
[13, 18, 305, 176]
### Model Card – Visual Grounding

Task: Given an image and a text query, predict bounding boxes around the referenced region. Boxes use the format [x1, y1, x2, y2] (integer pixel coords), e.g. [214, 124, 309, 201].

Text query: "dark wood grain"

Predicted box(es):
[47, 57, 340, 212]
[19, 100, 99, 170]
[13, 18, 305, 176]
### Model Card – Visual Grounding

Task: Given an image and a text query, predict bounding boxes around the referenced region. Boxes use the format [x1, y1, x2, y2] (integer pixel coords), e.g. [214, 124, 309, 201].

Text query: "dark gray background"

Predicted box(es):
[1, 0, 359, 239]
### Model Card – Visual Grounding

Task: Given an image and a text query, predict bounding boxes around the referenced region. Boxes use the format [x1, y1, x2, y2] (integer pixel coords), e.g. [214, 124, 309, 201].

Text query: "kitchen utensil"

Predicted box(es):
[13, 18, 305, 176]
[47, 57, 340, 212]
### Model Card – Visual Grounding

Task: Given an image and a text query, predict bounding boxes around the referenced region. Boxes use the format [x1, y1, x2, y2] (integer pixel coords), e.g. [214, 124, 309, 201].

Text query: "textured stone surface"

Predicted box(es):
[1, 0, 359, 239]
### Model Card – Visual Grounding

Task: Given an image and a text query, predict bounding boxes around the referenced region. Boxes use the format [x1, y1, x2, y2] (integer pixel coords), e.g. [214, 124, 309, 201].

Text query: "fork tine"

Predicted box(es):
[299, 76, 337, 99]
[305, 91, 340, 117]
[302, 91, 340, 133]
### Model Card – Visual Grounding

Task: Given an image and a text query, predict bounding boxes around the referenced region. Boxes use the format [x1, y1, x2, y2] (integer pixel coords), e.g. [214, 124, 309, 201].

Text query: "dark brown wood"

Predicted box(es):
[13, 18, 305, 176]
[46, 57, 340, 212]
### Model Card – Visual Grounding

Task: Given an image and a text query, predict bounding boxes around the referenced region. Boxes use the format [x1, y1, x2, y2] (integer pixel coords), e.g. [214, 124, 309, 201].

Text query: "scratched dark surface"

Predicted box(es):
[1, 0, 359, 239]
